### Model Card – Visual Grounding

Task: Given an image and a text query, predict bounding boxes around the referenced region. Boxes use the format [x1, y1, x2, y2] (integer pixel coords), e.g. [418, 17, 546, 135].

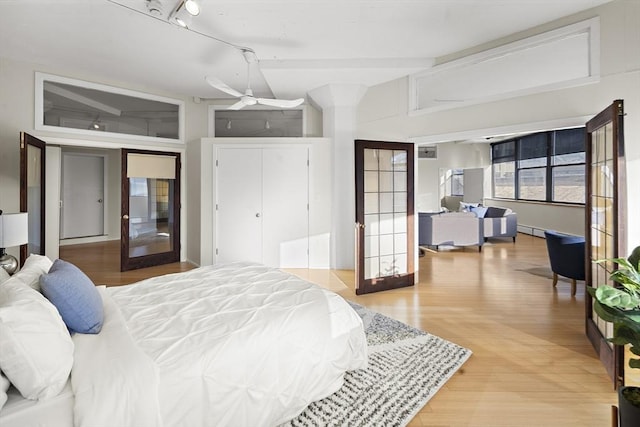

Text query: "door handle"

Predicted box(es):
[122, 214, 129, 220]
[256, 213, 261, 218]
[98, 198, 103, 203]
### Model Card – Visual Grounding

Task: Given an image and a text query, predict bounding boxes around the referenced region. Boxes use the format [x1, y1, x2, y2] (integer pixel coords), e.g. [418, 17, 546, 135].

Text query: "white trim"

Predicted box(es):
[35, 72, 186, 144]
[410, 115, 593, 145]
[408, 17, 601, 115]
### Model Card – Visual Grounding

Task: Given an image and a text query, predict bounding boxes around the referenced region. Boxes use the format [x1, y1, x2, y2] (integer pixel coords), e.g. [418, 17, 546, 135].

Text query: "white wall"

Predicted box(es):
[416, 143, 490, 212]
[0, 57, 209, 261]
[358, 0, 640, 249]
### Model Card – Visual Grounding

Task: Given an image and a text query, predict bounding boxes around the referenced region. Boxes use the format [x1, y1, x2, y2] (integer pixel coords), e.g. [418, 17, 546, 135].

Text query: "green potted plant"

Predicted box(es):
[587, 246, 640, 427]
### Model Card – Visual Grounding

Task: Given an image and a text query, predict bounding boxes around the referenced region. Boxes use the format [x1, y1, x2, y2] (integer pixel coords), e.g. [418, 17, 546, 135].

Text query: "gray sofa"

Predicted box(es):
[479, 206, 518, 242]
[418, 206, 517, 251]
[418, 212, 484, 251]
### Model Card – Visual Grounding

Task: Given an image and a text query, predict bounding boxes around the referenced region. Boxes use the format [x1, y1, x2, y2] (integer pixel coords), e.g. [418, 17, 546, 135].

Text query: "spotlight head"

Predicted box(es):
[184, 0, 201, 16]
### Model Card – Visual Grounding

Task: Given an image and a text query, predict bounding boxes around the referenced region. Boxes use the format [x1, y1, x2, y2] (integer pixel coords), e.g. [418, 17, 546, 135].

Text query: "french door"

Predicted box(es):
[20, 133, 46, 265]
[585, 100, 626, 386]
[355, 140, 415, 295]
[120, 149, 181, 271]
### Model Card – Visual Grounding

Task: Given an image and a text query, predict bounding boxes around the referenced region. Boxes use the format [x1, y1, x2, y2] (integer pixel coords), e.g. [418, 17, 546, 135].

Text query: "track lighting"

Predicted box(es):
[170, 0, 201, 28]
[184, 0, 201, 16]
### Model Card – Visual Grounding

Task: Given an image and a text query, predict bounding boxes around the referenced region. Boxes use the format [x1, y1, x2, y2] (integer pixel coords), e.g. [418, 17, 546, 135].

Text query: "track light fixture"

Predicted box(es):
[169, 0, 201, 28]
[184, 0, 201, 16]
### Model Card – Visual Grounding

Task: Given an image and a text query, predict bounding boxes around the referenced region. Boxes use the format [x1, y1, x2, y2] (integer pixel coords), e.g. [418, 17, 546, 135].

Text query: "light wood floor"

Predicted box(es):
[60, 234, 617, 426]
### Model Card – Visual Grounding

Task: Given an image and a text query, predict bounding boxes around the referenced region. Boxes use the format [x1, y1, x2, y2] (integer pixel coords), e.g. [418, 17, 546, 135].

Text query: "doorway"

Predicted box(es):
[60, 153, 105, 239]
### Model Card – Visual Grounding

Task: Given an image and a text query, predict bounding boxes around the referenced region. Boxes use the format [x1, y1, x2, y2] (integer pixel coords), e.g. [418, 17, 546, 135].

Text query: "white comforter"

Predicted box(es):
[71, 262, 367, 427]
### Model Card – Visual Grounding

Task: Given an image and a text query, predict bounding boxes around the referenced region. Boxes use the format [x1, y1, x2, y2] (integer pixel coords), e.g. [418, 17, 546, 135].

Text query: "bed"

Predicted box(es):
[0, 256, 368, 427]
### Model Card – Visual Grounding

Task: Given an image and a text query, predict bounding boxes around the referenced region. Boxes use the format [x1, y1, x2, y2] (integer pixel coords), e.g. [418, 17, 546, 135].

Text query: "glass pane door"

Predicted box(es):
[121, 149, 180, 271]
[20, 133, 46, 265]
[356, 140, 415, 294]
[585, 100, 626, 386]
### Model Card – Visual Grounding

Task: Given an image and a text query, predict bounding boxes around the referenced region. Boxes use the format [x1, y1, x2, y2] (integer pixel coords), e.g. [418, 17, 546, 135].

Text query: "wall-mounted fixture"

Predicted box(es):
[0, 211, 29, 275]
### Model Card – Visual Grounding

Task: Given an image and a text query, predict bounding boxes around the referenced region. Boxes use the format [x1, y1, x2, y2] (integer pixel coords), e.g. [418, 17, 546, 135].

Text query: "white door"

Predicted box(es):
[262, 148, 309, 268]
[216, 148, 263, 264]
[61, 154, 104, 239]
[216, 147, 309, 268]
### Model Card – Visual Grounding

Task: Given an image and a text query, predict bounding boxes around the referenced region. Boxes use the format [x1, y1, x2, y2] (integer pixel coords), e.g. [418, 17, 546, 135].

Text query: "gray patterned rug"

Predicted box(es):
[282, 302, 472, 427]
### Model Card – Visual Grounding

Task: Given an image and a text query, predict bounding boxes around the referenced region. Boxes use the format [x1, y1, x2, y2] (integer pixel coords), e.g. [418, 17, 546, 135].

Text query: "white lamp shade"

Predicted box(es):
[0, 213, 29, 248]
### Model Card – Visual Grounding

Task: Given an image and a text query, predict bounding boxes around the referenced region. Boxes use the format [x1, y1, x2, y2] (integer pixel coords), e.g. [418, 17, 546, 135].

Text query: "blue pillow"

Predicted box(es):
[470, 206, 488, 218]
[40, 259, 104, 334]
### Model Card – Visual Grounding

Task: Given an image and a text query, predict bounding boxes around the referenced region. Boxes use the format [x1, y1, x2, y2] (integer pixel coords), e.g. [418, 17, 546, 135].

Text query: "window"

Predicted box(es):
[491, 127, 586, 203]
[36, 72, 184, 143]
[444, 169, 464, 196]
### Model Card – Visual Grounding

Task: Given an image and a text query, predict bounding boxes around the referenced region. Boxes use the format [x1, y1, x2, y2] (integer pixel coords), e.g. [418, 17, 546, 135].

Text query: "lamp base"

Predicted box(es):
[0, 253, 19, 275]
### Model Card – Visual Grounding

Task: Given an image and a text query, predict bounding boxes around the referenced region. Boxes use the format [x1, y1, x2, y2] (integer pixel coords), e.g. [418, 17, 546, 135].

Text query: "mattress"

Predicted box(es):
[0, 381, 74, 427]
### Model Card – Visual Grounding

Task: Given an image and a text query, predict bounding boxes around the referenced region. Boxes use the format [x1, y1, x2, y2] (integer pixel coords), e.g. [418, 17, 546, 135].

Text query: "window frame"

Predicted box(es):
[491, 127, 586, 205]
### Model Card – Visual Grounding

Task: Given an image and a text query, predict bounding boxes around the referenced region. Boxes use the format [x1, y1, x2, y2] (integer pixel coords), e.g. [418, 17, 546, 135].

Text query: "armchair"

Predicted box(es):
[544, 230, 586, 296]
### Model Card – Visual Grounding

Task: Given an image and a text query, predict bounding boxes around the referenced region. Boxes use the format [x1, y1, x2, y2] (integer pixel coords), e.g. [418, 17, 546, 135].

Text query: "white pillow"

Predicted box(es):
[0, 370, 9, 410]
[12, 254, 53, 291]
[0, 277, 74, 400]
[0, 267, 9, 285]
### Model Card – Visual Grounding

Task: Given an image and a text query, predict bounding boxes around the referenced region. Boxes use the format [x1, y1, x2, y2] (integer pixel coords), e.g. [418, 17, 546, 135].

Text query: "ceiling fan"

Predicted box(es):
[205, 50, 304, 110]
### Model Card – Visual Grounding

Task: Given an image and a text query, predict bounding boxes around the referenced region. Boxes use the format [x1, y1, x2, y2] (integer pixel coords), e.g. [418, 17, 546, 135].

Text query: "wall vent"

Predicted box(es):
[418, 146, 437, 159]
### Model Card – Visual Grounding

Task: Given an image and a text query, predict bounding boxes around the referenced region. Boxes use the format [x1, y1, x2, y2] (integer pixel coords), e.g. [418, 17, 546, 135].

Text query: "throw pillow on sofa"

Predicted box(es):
[485, 207, 507, 218]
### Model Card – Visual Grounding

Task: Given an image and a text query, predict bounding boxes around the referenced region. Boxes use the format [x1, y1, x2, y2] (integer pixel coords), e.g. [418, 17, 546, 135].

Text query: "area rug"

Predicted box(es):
[282, 302, 472, 427]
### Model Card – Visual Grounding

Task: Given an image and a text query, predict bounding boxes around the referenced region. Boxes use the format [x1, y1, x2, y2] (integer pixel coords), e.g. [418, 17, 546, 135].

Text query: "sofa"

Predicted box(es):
[474, 206, 518, 242]
[418, 212, 484, 251]
[418, 206, 518, 251]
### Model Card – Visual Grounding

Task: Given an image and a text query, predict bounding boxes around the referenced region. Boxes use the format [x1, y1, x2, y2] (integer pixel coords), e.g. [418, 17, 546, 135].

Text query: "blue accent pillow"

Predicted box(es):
[470, 206, 488, 218]
[40, 259, 104, 334]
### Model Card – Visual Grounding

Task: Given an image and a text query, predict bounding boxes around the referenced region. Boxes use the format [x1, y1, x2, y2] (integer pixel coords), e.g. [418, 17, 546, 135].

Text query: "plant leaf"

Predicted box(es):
[595, 286, 640, 309]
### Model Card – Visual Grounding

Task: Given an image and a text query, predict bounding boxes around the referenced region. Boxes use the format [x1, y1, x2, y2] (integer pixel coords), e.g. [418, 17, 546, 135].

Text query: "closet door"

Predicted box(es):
[216, 146, 309, 268]
[216, 148, 263, 264]
[262, 148, 309, 268]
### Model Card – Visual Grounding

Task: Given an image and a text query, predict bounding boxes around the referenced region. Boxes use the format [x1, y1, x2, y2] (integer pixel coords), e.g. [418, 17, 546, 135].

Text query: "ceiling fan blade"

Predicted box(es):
[256, 98, 305, 108]
[204, 75, 244, 98]
[227, 100, 248, 110]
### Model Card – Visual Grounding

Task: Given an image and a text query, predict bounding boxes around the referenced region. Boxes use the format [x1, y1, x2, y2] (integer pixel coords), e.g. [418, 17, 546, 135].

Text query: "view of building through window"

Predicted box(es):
[491, 127, 585, 203]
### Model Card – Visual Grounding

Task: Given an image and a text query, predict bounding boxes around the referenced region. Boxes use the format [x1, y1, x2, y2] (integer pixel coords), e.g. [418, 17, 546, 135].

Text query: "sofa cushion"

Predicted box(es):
[485, 207, 507, 218]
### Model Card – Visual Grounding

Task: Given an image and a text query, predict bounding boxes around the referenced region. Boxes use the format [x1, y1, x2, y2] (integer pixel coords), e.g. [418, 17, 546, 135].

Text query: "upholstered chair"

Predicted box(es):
[544, 230, 586, 296]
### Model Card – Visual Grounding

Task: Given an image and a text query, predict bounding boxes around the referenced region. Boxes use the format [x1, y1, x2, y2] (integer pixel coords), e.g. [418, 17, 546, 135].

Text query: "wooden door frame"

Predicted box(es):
[20, 133, 46, 265]
[585, 100, 626, 387]
[120, 148, 181, 271]
[355, 139, 415, 295]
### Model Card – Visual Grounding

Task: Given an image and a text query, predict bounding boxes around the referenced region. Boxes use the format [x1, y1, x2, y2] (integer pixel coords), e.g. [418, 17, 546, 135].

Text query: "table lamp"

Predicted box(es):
[0, 210, 29, 275]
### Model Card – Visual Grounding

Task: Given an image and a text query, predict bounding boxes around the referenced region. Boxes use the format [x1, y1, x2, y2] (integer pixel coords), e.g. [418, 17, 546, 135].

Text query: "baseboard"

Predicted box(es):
[517, 225, 546, 238]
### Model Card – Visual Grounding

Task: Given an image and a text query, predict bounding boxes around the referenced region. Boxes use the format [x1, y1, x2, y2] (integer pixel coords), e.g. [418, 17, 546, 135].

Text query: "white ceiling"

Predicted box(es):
[0, 0, 612, 102]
